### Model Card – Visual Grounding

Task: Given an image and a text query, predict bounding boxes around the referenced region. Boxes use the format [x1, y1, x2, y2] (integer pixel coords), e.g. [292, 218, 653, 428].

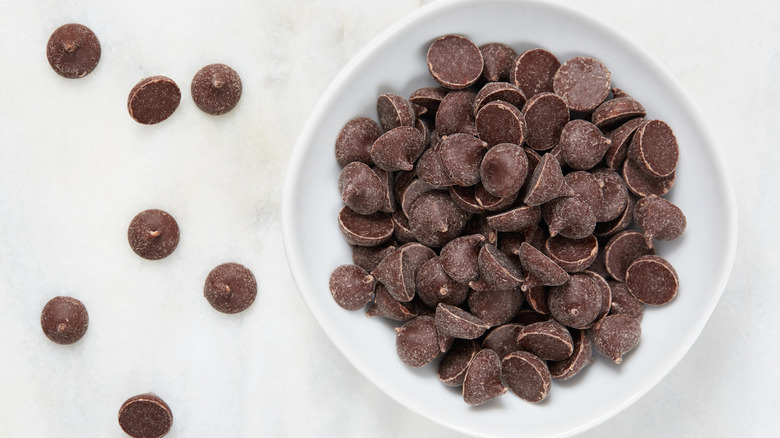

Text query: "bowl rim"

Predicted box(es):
[281, 0, 738, 436]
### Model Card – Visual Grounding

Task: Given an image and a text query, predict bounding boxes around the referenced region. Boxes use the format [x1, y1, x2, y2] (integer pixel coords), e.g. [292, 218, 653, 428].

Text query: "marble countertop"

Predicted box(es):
[0, 0, 776, 436]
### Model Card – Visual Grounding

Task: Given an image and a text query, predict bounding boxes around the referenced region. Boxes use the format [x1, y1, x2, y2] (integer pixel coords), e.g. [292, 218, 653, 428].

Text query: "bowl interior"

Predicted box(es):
[282, 0, 737, 436]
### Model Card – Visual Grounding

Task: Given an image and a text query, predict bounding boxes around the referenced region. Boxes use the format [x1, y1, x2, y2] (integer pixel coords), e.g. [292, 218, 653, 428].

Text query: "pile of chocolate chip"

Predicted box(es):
[329, 34, 686, 405]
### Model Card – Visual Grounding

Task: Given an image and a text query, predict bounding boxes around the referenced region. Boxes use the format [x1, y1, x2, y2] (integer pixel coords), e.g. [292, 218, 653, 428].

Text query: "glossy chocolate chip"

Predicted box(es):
[483, 323, 524, 358]
[604, 118, 647, 169]
[603, 231, 655, 282]
[338, 207, 394, 247]
[366, 283, 415, 321]
[377, 93, 416, 131]
[463, 349, 507, 405]
[480, 43, 517, 83]
[436, 90, 477, 136]
[623, 156, 676, 197]
[335, 117, 381, 167]
[371, 126, 425, 172]
[522, 92, 569, 151]
[118, 393, 173, 438]
[625, 255, 679, 305]
[591, 97, 646, 129]
[548, 273, 601, 328]
[475, 100, 527, 147]
[501, 350, 551, 403]
[329, 264, 375, 311]
[409, 86, 448, 114]
[516, 320, 573, 361]
[475, 243, 524, 290]
[191, 63, 242, 115]
[427, 35, 484, 90]
[435, 303, 490, 339]
[46, 23, 101, 79]
[416, 257, 469, 308]
[396, 315, 440, 367]
[588, 314, 641, 364]
[127, 76, 181, 125]
[519, 242, 569, 289]
[127, 209, 180, 260]
[438, 339, 479, 387]
[479, 143, 528, 198]
[467, 288, 523, 327]
[474, 82, 526, 115]
[553, 56, 611, 112]
[523, 153, 573, 206]
[627, 119, 679, 178]
[204, 263, 257, 314]
[408, 191, 468, 247]
[591, 167, 629, 222]
[545, 234, 599, 273]
[510, 48, 561, 98]
[40, 296, 89, 345]
[608, 280, 644, 321]
[542, 196, 597, 240]
[352, 243, 396, 272]
[559, 120, 612, 170]
[440, 234, 485, 285]
[338, 162, 385, 215]
[438, 133, 488, 186]
[486, 205, 540, 234]
[634, 196, 687, 248]
[549, 328, 593, 380]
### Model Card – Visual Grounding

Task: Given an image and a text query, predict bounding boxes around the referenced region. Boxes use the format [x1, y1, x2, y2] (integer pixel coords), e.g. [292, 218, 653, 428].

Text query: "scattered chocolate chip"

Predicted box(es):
[409, 86, 448, 114]
[40, 296, 89, 345]
[634, 195, 687, 249]
[438, 133, 488, 186]
[622, 156, 676, 197]
[371, 126, 425, 172]
[519, 242, 569, 289]
[473, 82, 526, 115]
[366, 283, 415, 321]
[591, 167, 629, 222]
[545, 234, 599, 273]
[542, 196, 597, 240]
[190, 63, 242, 115]
[479, 142, 528, 198]
[427, 35, 484, 90]
[517, 320, 573, 361]
[480, 43, 517, 83]
[46, 23, 101, 79]
[352, 243, 396, 272]
[203, 263, 257, 314]
[435, 90, 477, 136]
[396, 315, 441, 367]
[435, 303, 490, 339]
[329, 265, 375, 311]
[553, 56, 611, 112]
[118, 393, 173, 438]
[625, 255, 679, 305]
[463, 349, 507, 405]
[523, 153, 573, 206]
[501, 351, 551, 403]
[603, 231, 655, 282]
[582, 270, 612, 327]
[591, 97, 646, 129]
[548, 273, 601, 328]
[475, 243, 524, 290]
[440, 234, 485, 285]
[337, 207, 394, 247]
[559, 120, 612, 170]
[335, 117, 382, 167]
[549, 328, 593, 380]
[482, 323, 524, 358]
[521, 92, 569, 151]
[593, 196, 635, 238]
[416, 256, 469, 308]
[475, 100, 527, 147]
[127, 209, 180, 260]
[486, 205, 540, 234]
[467, 288, 523, 327]
[603, 118, 647, 169]
[338, 162, 385, 215]
[510, 48, 561, 98]
[127, 76, 181, 125]
[438, 339, 479, 387]
[588, 314, 641, 364]
[400, 179, 439, 218]
[408, 191, 468, 247]
[627, 119, 679, 178]
[608, 280, 644, 321]
[377, 93, 416, 131]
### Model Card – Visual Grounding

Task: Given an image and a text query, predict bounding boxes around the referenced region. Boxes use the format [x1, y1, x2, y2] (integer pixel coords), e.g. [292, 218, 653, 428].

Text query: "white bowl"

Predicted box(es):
[281, 0, 737, 436]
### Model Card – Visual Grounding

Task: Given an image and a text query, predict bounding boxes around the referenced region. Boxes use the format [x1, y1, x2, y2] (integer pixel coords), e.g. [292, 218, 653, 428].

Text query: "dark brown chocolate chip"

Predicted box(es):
[475, 183, 518, 212]
[366, 283, 415, 321]
[523, 153, 573, 206]
[480, 143, 528, 198]
[435, 303, 490, 339]
[400, 179, 439, 218]
[486, 205, 540, 234]
[46, 23, 101, 79]
[475, 243, 524, 290]
[435, 90, 477, 136]
[591, 97, 646, 129]
[204, 263, 257, 314]
[480, 43, 517, 83]
[40, 296, 88, 345]
[371, 126, 425, 172]
[464, 215, 498, 246]
[440, 234, 485, 285]
[338, 162, 385, 215]
[604, 118, 646, 169]
[515, 308, 550, 325]
[127, 76, 181, 125]
[473, 82, 526, 115]
[611, 87, 632, 99]
[608, 280, 644, 321]
[118, 393, 173, 438]
[564, 171, 603, 215]
[627, 119, 679, 178]
[510, 48, 561, 98]
[371, 243, 435, 302]
[588, 314, 641, 364]
[516, 320, 573, 361]
[475, 101, 527, 147]
[427, 35, 484, 90]
[417, 147, 457, 187]
[329, 265, 375, 311]
[582, 270, 612, 327]
[127, 209, 180, 260]
[542, 196, 597, 240]
[438, 339, 479, 387]
[438, 133, 488, 186]
[522, 92, 569, 151]
[416, 257, 469, 308]
[553, 56, 611, 112]
[519, 242, 569, 289]
[468, 288, 523, 327]
[396, 315, 441, 367]
[463, 349, 507, 405]
[559, 120, 612, 170]
[352, 243, 396, 272]
[549, 328, 593, 380]
[523, 285, 550, 314]
[603, 230, 655, 282]
[634, 195, 687, 248]
[594, 195, 635, 238]
[372, 167, 396, 213]
[338, 207, 394, 247]
[625, 255, 679, 305]
[484, 324, 523, 356]
[335, 117, 381, 167]
[191, 63, 242, 115]
[409, 86, 448, 114]
[377, 93, 416, 131]
[501, 351, 551, 403]
[591, 167, 629, 222]
[548, 273, 601, 328]
[448, 185, 484, 214]
[392, 210, 416, 243]
[623, 156, 676, 197]
[545, 234, 599, 273]
[408, 191, 468, 247]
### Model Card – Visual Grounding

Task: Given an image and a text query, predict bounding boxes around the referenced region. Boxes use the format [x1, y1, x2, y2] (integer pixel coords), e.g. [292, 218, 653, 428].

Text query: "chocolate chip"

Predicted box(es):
[371, 244, 434, 302]
[329, 265, 375, 311]
[417, 147, 456, 187]
[593, 196, 635, 238]
[408, 191, 467, 247]
[634, 195, 687, 248]
[480, 143, 528, 198]
[542, 196, 597, 239]
[335, 117, 381, 167]
[46, 23, 101, 79]
[337, 207, 394, 247]
[515, 309, 550, 326]
[510, 48, 561, 98]
[190, 63, 242, 115]
[625, 255, 679, 305]
[463, 349, 507, 405]
[565, 171, 603, 215]
[377, 93, 416, 131]
[523, 153, 574, 206]
[438, 339, 479, 387]
[591, 167, 629, 222]
[395, 315, 440, 367]
[559, 120, 612, 170]
[475, 100, 527, 147]
[523, 285, 551, 314]
[440, 234, 485, 285]
[438, 133, 488, 186]
[40, 296, 88, 345]
[549, 328, 593, 380]
[127, 76, 181, 125]
[622, 156, 676, 197]
[582, 270, 612, 327]
[501, 351, 551, 403]
[545, 234, 599, 273]
[482, 323, 524, 358]
[627, 119, 679, 178]
[366, 283, 415, 321]
[127, 209, 180, 260]
[448, 185, 484, 214]
[519, 242, 569, 290]
[548, 273, 601, 328]
[392, 210, 416, 243]
[475, 243, 524, 290]
[372, 167, 396, 213]
[435, 303, 490, 339]
[588, 314, 641, 364]
[416, 257, 469, 308]
[517, 320, 574, 361]
[371, 126, 425, 172]
[427, 35, 484, 90]
[521, 92, 569, 151]
[591, 97, 646, 129]
[118, 393, 173, 438]
[603, 230, 655, 282]
[464, 215, 498, 245]
[603, 118, 647, 169]
[473, 82, 526, 115]
[352, 243, 396, 272]
[486, 205, 540, 234]
[467, 288, 523, 327]
[475, 183, 518, 212]
[409, 86, 448, 114]
[400, 179, 439, 218]
[338, 162, 385, 215]
[480, 43, 517, 83]
[435, 90, 477, 136]
[608, 280, 644, 321]
[553, 56, 611, 112]
[203, 263, 257, 314]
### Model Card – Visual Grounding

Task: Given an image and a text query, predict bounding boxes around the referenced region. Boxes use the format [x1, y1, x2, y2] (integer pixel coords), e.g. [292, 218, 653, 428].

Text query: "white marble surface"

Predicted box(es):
[0, 0, 776, 437]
